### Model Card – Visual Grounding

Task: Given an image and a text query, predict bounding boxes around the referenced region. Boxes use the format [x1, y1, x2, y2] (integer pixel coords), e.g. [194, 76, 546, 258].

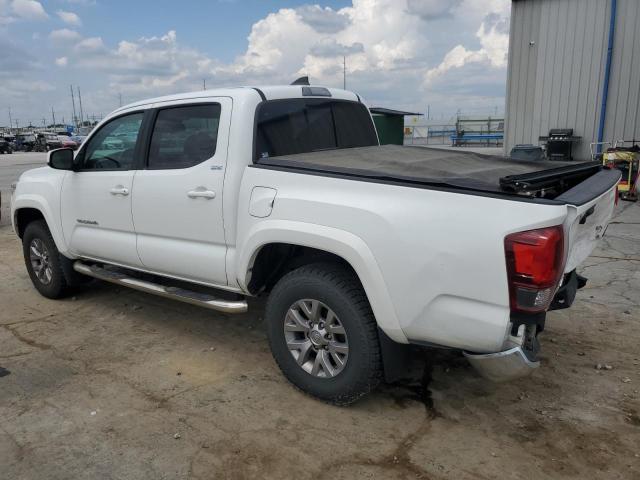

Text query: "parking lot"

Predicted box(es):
[0, 154, 639, 479]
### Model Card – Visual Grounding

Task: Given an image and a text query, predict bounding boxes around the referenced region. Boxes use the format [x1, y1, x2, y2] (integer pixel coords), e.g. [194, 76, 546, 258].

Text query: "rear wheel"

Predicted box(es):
[22, 220, 71, 299]
[266, 263, 382, 405]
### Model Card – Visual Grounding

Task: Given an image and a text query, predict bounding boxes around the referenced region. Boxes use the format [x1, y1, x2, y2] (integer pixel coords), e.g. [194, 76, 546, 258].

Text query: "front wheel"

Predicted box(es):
[266, 263, 382, 405]
[22, 220, 71, 299]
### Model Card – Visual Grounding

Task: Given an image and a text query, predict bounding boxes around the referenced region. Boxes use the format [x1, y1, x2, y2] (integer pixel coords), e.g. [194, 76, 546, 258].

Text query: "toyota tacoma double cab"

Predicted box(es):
[10, 85, 620, 405]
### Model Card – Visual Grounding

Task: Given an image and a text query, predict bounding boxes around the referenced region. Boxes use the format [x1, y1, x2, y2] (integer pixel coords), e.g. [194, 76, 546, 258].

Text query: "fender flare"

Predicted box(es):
[12, 195, 70, 256]
[235, 219, 407, 344]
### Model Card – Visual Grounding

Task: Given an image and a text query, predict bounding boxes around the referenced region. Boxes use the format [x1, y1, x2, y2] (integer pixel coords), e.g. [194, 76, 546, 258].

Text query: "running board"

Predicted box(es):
[73, 261, 248, 314]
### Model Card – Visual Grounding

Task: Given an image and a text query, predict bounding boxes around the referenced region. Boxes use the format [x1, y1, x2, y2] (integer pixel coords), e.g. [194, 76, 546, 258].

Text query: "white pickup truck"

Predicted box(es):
[10, 85, 620, 405]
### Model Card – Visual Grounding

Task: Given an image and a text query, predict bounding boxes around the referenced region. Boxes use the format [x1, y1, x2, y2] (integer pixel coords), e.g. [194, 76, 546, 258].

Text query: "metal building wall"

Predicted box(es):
[504, 0, 640, 160]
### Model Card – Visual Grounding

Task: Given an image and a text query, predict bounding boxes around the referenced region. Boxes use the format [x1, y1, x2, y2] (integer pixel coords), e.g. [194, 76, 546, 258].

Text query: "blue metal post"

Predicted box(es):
[596, 0, 617, 154]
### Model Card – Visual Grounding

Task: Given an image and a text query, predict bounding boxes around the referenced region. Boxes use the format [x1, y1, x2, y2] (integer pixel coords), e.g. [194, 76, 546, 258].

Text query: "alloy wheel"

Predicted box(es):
[29, 238, 53, 285]
[284, 299, 349, 378]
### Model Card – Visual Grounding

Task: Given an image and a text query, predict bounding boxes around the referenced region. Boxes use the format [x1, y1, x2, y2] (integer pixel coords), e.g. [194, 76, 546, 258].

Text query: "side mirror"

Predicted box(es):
[48, 148, 75, 170]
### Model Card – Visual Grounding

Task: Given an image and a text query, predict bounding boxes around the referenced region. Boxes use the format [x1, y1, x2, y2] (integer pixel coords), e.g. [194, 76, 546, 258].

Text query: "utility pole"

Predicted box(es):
[203, 79, 206, 91]
[8, 107, 12, 130]
[427, 105, 430, 120]
[52, 107, 56, 127]
[77, 86, 84, 127]
[343, 56, 346, 90]
[70, 85, 77, 128]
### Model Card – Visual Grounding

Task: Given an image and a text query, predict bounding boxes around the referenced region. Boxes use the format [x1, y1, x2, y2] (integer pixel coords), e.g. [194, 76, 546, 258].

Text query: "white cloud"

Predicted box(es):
[310, 39, 364, 58]
[11, 0, 47, 20]
[49, 28, 81, 43]
[424, 9, 509, 86]
[17, 0, 511, 121]
[55, 56, 68, 67]
[75, 36, 105, 51]
[66, 30, 211, 96]
[211, 0, 429, 87]
[297, 5, 350, 33]
[406, 0, 462, 20]
[56, 10, 81, 26]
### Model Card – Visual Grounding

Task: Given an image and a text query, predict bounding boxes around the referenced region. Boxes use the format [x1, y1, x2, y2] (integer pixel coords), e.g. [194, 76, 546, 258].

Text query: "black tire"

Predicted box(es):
[266, 263, 382, 405]
[22, 220, 72, 299]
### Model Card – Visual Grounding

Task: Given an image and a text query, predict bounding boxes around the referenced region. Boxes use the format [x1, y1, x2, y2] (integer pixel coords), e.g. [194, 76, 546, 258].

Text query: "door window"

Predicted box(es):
[81, 113, 144, 170]
[147, 104, 221, 169]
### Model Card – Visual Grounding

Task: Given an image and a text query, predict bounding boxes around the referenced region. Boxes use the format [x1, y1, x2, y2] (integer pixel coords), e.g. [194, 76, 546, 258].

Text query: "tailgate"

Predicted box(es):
[556, 169, 621, 272]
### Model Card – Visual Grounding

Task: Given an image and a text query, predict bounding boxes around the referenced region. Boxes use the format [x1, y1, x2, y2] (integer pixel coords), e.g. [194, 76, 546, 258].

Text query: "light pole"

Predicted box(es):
[343, 56, 346, 90]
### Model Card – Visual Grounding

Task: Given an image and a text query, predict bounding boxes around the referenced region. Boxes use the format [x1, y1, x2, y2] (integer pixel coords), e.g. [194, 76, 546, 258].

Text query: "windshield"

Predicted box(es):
[255, 98, 378, 161]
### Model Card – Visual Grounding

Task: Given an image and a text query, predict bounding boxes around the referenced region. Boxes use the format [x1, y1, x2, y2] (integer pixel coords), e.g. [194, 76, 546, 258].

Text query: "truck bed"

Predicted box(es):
[255, 145, 603, 199]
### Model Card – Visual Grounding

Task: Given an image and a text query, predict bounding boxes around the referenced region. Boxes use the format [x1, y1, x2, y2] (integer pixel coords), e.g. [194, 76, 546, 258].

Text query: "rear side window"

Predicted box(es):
[148, 104, 221, 170]
[255, 99, 378, 160]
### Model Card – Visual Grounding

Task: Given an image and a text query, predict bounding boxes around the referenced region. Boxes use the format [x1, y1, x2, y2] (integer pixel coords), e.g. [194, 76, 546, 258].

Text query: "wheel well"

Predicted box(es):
[15, 208, 45, 238]
[247, 243, 357, 295]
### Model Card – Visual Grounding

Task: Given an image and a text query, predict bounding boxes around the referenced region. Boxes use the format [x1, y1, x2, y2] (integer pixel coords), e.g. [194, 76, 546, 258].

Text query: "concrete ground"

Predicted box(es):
[0, 158, 639, 479]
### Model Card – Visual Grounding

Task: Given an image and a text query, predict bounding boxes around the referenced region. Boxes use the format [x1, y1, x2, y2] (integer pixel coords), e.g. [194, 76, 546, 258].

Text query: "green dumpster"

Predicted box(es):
[369, 108, 422, 145]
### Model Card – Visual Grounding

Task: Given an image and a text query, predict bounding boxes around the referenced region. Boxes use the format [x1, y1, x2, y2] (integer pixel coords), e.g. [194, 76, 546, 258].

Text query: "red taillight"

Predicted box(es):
[505, 226, 565, 313]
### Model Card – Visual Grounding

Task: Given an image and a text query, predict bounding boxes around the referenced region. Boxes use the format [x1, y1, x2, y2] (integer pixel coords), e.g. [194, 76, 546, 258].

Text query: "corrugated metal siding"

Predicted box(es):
[505, 0, 640, 160]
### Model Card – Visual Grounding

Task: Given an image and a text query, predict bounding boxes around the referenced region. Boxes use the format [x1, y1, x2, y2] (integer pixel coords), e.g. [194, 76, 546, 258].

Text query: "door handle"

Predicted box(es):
[187, 189, 216, 199]
[110, 186, 129, 196]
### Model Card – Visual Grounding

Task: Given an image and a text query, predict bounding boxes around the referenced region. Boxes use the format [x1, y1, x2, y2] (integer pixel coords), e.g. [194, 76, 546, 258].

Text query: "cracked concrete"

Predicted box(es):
[0, 203, 639, 479]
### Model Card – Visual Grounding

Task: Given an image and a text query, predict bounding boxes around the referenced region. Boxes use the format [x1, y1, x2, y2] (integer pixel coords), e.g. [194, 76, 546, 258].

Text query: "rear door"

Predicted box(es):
[60, 111, 146, 267]
[132, 98, 231, 286]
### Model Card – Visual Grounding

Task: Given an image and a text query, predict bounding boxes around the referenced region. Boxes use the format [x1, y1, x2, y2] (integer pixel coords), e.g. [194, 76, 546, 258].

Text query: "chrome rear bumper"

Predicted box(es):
[463, 346, 539, 382]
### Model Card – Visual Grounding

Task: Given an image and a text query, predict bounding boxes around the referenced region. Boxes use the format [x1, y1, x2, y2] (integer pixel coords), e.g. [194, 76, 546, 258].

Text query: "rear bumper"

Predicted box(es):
[464, 346, 539, 382]
[464, 272, 587, 382]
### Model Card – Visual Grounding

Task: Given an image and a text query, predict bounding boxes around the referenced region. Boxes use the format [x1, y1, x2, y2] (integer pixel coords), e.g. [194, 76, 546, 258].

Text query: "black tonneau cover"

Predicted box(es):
[255, 145, 598, 194]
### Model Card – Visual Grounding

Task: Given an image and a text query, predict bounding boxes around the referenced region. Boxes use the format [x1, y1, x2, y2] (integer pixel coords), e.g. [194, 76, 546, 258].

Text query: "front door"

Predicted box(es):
[60, 111, 146, 267]
[132, 99, 231, 286]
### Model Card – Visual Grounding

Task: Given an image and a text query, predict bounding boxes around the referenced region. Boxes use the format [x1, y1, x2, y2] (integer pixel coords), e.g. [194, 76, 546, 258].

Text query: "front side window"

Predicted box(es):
[81, 113, 144, 170]
[255, 99, 378, 160]
[147, 104, 221, 170]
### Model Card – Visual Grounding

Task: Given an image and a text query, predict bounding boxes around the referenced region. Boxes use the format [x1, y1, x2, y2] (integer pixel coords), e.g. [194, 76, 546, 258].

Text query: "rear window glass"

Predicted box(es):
[148, 104, 221, 170]
[255, 99, 378, 160]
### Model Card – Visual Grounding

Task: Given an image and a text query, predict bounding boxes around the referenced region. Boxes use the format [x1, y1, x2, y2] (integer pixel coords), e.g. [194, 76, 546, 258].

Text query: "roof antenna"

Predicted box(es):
[291, 76, 310, 86]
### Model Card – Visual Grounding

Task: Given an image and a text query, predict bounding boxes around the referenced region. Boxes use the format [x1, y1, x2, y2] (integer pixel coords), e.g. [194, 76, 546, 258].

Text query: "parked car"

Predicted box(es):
[10, 85, 620, 405]
[44, 133, 63, 151]
[57, 135, 78, 150]
[69, 135, 87, 148]
[0, 138, 13, 154]
[15, 133, 37, 151]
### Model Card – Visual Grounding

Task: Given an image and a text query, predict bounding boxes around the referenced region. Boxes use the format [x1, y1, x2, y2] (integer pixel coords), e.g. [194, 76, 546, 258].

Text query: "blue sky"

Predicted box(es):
[1, 0, 511, 127]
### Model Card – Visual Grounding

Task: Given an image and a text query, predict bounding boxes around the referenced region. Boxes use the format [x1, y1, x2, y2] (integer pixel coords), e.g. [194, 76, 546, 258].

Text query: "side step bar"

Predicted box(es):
[73, 261, 248, 314]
